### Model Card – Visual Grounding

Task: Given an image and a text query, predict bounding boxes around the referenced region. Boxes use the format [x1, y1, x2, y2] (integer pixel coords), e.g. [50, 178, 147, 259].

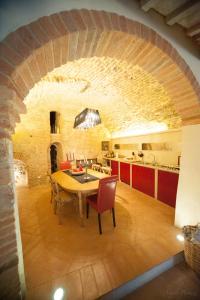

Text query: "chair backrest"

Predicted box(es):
[51, 180, 61, 201]
[92, 164, 101, 171]
[51, 180, 58, 193]
[101, 166, 112, 175]
[97, 175, 118, 213]
[60, 161, 71, 170]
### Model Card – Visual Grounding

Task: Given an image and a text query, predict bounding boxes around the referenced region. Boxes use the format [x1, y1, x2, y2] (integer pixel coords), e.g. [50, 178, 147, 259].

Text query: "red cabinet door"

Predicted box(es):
[157, 170, 179, 208]
[120, 162, 130, 185]
[111, 160, 119, 176]
[132, 165, 155, 197]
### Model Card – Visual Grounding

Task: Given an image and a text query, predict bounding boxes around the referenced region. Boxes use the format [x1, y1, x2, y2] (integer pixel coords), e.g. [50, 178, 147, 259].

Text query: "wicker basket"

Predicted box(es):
[182, 224, 200, 275]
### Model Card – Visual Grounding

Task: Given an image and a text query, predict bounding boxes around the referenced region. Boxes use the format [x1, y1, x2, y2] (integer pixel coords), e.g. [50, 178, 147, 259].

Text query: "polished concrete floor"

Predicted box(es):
[17, 182, 183, 300]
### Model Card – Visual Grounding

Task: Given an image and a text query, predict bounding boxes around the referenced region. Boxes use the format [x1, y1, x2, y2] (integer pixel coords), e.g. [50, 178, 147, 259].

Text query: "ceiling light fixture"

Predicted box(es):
[74, 108, 101, 129]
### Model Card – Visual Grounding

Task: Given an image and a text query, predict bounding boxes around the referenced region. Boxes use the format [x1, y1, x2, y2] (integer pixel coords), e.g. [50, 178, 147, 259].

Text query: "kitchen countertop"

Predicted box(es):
[103, 157, 180, 174]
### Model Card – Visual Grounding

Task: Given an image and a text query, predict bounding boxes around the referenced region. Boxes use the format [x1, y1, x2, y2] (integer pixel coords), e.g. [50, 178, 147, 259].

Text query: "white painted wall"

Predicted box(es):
[111, 130, 182, 166]
[175, 125, 200, 227]
[0, 0, 199, 84]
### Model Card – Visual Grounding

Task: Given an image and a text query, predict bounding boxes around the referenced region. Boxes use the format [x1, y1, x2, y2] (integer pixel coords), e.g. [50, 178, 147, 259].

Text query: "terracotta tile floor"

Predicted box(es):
[17, 182, 183, 300]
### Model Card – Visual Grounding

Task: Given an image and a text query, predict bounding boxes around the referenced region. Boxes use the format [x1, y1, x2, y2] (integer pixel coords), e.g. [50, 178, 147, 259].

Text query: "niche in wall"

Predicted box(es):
[50, 111, 60, 134]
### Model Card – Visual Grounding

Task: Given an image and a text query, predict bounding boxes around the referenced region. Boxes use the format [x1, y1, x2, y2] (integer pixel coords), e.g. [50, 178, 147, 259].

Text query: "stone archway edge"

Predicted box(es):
[0, 9, 199, 126]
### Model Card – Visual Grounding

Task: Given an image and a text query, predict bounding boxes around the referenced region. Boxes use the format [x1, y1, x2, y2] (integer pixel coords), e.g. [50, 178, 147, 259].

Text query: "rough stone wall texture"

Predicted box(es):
[41, 57, 181, 132]
[12, 84, 110, 186]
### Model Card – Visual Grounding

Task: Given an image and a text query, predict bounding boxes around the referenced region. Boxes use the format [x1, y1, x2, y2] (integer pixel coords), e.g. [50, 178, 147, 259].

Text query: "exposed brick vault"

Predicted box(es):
[0, 9, 200, 136]
[0, 9, 200, 299]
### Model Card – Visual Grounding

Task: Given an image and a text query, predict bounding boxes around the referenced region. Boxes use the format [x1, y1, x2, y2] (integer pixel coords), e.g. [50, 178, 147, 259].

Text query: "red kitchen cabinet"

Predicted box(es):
[157, 170, 179, 208]
[132, 165, 155, 197]
[120, 162, 130, 185]
[111, 160, 119, 176]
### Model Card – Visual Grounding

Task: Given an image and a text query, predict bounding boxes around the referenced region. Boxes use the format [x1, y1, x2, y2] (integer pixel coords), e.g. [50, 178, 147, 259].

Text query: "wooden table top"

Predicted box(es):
[51, 169, 108, 194]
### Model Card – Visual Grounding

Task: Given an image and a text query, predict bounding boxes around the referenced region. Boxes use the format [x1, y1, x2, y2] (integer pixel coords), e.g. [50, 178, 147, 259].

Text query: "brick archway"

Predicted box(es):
[0, 9, 200, 130]
[0, 9, 200, 298]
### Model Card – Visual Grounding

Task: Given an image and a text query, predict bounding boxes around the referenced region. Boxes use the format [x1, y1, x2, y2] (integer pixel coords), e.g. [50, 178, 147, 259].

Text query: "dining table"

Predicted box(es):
[51, 169, 108, 225]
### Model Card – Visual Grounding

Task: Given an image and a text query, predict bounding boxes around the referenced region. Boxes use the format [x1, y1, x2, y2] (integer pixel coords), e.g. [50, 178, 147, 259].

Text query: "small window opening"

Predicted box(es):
[50, 111, 60, 133]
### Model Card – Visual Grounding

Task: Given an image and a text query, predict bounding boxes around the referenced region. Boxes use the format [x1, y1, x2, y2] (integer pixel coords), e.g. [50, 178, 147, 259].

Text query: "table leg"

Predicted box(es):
[78, 191, 84, 226]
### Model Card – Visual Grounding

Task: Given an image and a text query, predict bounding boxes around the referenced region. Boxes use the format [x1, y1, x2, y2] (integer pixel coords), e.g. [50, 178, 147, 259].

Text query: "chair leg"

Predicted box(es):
[98, 213, 102, 234]
[58, 201, 62, 225]
[72, 194, 78, 212]
[86, 202, 89, 219]
[112, 208, 116, 227]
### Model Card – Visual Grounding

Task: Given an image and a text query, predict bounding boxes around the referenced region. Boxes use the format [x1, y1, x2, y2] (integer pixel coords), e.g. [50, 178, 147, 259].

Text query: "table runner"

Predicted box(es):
[63, 170, 99, 184]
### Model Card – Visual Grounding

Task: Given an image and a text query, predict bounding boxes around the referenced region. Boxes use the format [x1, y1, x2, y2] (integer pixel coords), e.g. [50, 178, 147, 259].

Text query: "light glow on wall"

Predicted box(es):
[111, 122, 168, 138]
[176, 234, 184, 242]
[53, 288, 65, 300]
[13, 159, 28, 187]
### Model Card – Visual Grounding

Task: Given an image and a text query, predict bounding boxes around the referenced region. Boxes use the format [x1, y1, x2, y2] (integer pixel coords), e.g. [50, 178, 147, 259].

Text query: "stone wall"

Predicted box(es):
[12, 90, 110, 186]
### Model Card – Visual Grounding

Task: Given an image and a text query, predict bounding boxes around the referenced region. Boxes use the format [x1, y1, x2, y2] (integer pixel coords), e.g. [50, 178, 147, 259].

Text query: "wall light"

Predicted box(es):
[53, 288, 64, 300]
[176, 234, 184, 242]
[111, 122, 168, 138]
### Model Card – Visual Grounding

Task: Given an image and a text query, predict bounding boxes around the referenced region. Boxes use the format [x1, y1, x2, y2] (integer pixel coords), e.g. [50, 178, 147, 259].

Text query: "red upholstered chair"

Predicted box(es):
[86, 175, 118, 234]
[60, 161, 71, 170]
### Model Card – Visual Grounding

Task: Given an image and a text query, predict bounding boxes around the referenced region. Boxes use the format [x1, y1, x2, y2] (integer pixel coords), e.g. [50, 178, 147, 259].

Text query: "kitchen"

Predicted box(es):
[103, 129, 181, 208]
[1, 1, 200, 299]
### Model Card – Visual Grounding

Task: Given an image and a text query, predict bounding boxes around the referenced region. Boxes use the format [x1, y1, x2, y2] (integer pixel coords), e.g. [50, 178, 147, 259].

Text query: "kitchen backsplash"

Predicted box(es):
[111, 129, 182, 166]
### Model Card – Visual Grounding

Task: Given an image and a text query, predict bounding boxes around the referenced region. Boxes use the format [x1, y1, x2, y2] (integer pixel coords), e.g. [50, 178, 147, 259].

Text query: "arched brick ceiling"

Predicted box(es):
[25, 57, 181, 135]
[0, 9, 200, 125]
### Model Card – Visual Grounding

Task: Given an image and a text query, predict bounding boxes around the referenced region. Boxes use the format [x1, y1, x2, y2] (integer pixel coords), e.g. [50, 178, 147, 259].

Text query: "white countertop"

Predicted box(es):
[103, 157, 179, 174]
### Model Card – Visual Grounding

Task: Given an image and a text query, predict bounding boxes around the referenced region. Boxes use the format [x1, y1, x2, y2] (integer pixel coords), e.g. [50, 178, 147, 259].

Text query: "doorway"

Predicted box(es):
[50, 144, 58, 173]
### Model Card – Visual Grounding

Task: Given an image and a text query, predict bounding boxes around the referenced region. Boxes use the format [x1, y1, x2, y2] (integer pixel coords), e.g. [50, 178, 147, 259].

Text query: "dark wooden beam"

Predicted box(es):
[166, 0, 200, 26]
[140, 0, 158, 12]
[187, 23, 200, 37]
